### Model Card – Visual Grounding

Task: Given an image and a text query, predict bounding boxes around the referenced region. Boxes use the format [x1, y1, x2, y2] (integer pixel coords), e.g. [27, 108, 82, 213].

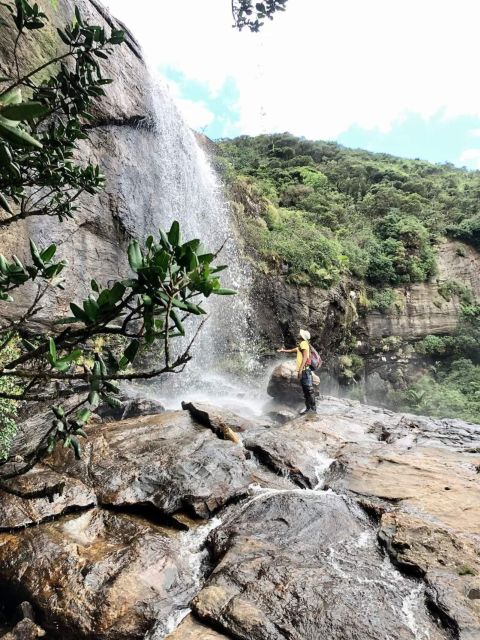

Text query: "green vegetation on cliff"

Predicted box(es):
[218, 134, 480, 423]
[218, 133, 479, 288]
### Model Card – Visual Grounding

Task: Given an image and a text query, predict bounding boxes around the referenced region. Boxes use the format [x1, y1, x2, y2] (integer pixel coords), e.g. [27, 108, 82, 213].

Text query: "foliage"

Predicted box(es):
[263, 209, 347, 287]
[366, 212, 436, 285]
[370, 288, 395, 313]
[448, 214, 480, 250]
[232, 0, 288, 31]
[437, 280, 473, 304]
[218, 133, 480, 286]
[0, 2, 233, 484]
[0, 0, 125, 226]
[338, 353, 364, 384]
[395, 359, 480, 423]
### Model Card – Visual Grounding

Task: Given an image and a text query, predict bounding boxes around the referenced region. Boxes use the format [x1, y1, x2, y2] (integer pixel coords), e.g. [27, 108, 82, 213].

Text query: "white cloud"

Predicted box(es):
[176, 97, 215, 130]
[105, 0, 480, 139]
[458, 148, 480, 169]
[469, 128, 480, 138]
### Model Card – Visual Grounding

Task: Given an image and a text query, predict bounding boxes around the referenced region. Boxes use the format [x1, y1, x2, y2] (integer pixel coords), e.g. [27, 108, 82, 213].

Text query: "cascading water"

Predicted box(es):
[133, 78, 264, 412]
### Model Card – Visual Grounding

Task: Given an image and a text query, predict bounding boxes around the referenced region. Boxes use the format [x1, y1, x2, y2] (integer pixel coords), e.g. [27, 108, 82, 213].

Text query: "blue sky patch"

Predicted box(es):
[160, 66, 242, 139]
[338, 112, 480, 169]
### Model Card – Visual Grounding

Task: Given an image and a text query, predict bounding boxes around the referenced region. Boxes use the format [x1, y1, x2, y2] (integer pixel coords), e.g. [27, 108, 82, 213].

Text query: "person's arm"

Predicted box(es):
[277, 347, 298, 353]
[298, 347, 308, 378]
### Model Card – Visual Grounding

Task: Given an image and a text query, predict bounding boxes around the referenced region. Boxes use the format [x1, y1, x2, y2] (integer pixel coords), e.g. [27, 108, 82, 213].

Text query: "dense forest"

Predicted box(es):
[217, 134, 480, 422]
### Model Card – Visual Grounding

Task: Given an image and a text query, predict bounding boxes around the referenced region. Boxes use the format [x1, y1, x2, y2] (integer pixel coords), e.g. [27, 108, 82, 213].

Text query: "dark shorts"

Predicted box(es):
[300, 368, 313, 387]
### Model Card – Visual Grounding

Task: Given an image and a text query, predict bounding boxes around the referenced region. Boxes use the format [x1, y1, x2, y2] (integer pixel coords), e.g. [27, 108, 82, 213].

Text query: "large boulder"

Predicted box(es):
[47, 410, 254, 518]
[164, 614, 232, 640]
[0, 619, 45, 640]
[193, 491, 447, 640]
[0, 509, 207, 640]
[267, 360, 319, 405]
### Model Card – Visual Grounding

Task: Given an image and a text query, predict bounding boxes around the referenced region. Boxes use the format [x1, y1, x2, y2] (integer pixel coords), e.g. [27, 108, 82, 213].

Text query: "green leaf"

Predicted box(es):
[119, 339, 140, 368]
[214, 288, 236, 295]
[76, 408, 91, 424]
[92, 49, 108, 59]
[57, 349, 82, 364]
[70, 436, 82, 459]
[0, 192, 12, 214]
[210, 265, 228, 274]
[88, 389, 100, 405]
[108, 281, 126, 304]
[48, 337, 57, 362]
[198, 253, 214, 264]
[127, 240, 143, 271]
[0, 115, 43, 149]
[83, 296, 99, 321]
[101, 393, 123, 408]
[29, 238, 44, 269]
[0, 88, 22, 106]
[167, 220, 180, 247]
[70, 302, 90, 324]
[40, 244, 56, 262]
[159, 227, 170, 249]
[21, 338, 36, 352]
[52, 405, 64, 419]
[170, 309, 185, 335]
[0, 101, 49, 120]
[90, 279, 99, 292]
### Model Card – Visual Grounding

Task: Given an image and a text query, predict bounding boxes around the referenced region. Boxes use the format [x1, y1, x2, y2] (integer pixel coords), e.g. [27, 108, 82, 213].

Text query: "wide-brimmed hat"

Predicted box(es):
[299, 329, 311, 341]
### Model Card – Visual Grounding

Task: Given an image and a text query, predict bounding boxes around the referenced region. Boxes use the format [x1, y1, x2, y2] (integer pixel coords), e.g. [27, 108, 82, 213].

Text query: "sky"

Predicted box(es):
[105, 0, 480, 169]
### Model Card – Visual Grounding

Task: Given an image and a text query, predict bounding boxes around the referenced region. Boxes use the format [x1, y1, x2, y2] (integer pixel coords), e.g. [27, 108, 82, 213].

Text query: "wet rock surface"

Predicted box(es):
[0, 467, 96, 530]
[193, 491, 448, 640]
[0, 397, 478, 639]
[0, 509, 204, 640]
[47, 411, 254, 518]
[164, 614, 232, 639]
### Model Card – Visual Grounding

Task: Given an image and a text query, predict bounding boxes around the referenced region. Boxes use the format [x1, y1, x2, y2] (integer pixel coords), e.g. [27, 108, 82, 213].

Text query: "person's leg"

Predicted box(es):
[303, 369, 316, 412]
[300, 373, 309, 413]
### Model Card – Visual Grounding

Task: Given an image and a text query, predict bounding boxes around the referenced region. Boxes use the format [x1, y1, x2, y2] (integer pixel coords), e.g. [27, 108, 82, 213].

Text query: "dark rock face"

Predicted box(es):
[251, 241, 480, 404]
[96, 396, 165, 422]
[0, 0, 160, 326]
[193, 491, 448, 640]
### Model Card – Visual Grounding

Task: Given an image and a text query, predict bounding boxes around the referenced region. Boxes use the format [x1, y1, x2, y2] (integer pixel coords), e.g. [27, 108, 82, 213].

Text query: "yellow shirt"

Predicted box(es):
[296, 340, 310, 371]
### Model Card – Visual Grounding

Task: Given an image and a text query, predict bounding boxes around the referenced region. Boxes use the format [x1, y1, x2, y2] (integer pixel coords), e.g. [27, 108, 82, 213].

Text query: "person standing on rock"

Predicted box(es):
[277, 329, 317, 414]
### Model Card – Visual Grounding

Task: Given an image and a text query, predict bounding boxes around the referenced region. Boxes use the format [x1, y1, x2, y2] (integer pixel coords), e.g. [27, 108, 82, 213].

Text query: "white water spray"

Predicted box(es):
[141, 79, 259, 408]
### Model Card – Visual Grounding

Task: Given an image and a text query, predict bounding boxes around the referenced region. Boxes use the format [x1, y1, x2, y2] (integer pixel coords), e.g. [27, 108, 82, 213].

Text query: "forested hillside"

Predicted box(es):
[217, 134, 480, 422]
[218, 133, 479, 287]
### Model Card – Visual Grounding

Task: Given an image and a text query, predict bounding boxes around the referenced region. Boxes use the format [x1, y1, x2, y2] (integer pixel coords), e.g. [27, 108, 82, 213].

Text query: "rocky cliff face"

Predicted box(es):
[247, 237, 480, 402]
[0, 396, 478, 639]
[0, 0, 158, 323]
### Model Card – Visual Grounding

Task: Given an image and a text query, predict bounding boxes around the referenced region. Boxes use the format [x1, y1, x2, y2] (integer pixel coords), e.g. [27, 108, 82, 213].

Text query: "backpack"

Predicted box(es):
[309, 345, 322, 371]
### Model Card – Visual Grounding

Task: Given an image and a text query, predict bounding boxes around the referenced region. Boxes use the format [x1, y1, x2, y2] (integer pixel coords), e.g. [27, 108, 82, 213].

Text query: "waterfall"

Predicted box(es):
[133, 79, 261, 411]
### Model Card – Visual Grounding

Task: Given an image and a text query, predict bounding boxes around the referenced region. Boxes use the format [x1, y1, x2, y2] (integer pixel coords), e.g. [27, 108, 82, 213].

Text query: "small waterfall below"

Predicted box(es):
[137, 79, 262, 411]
